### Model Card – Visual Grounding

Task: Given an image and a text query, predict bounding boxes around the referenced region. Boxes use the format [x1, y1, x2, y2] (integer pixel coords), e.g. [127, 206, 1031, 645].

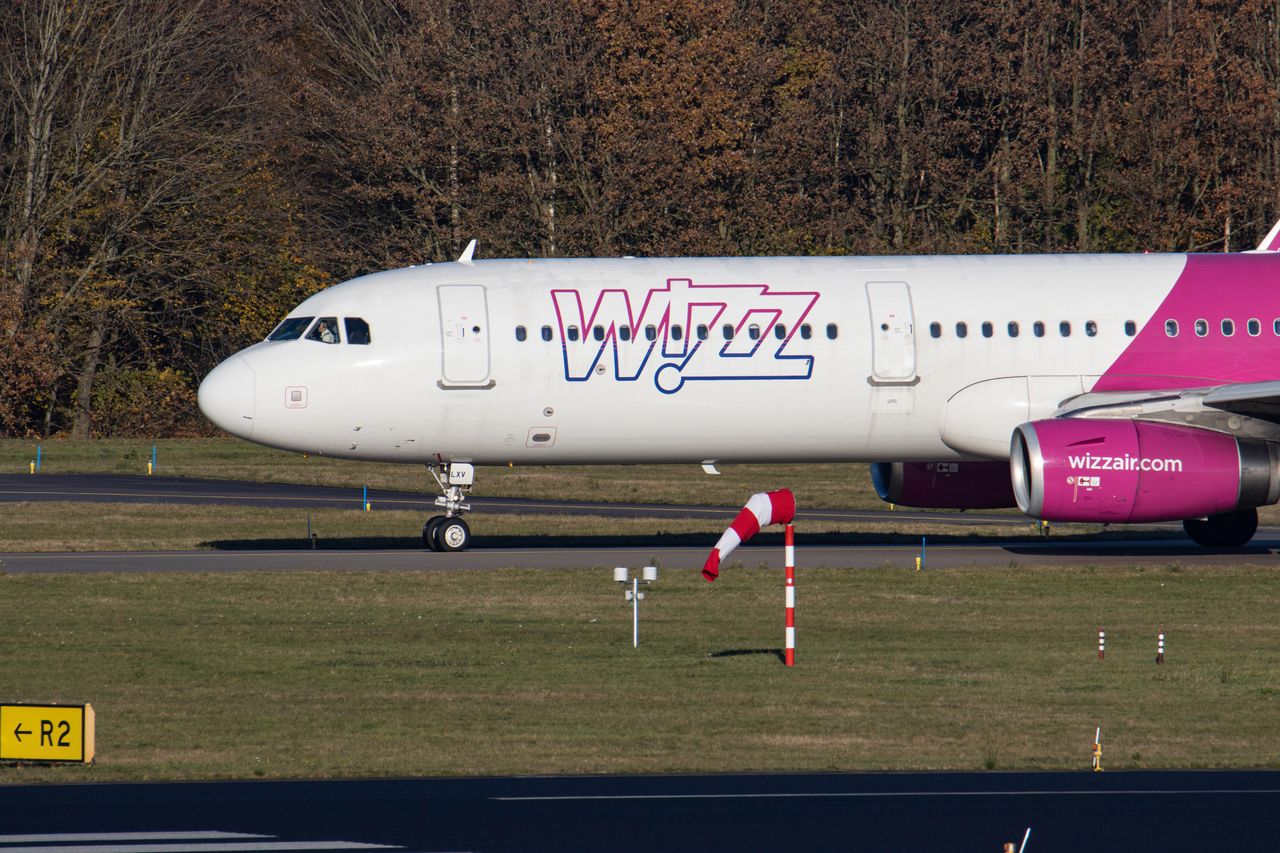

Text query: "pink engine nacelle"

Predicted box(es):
[1010, 418, 1280, 523]
[871, 461, 1017, 509]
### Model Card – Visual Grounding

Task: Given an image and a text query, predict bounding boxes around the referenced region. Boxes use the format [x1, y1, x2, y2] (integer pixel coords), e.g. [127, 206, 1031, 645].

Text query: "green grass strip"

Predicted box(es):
[1, 564, 1278, 782]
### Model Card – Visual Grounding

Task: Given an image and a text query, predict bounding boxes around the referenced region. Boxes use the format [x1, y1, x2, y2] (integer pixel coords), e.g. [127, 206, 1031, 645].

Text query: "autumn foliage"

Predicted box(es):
[4, 0, 1280, 436]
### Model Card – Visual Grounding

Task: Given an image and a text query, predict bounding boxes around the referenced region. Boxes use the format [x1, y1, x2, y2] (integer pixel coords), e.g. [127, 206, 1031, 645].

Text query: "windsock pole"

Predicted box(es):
[1157, 627, 1165, 664]
[1098, 628, 1105, 660]
[785, 523, 796, 667]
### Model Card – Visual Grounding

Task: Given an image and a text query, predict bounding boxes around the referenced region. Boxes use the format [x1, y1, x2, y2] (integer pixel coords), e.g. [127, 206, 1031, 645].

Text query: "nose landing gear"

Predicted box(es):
[422, 462, 475, 552]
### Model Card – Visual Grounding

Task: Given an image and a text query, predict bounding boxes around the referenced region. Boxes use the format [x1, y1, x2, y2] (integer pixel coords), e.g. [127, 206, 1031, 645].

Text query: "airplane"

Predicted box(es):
[197, 228, 1280, 552]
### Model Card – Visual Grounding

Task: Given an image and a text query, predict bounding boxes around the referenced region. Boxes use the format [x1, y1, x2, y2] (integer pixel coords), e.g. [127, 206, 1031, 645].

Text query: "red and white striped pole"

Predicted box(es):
[1098, 628, 1105, 660]
[1157, 627, 1165, 664]
[785, 523, 796, 667]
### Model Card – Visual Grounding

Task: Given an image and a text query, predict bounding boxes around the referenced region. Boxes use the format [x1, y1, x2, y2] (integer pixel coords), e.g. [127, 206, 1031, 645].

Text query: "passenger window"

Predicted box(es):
[515, 325, 527, 342]
[568, 326, 579, 341]
[1248, 318, 1261, 336]
[1274, 318, 1280, 336]
[1007, 321, 1019, 337]
[826, 323, 838, 340]
[930, 322, 942, 339]
[307, 317, 341, 344]
[672, 324, 683, 341]
[1059, 321, 1071, 337]
[723, 324, 735, 340]
[1222, 319, 1235, 337]
[1085, 321, 1097, 337]
[981, 321, 993, 338]
[269, 316, 314, 341]
[645, 325, 657, 341]
[774, 324, 787, 340]
[593, 325, 605, 341]
[697, 324, 709, 340]
[749, 325, 761, 340]
[1195, 319, 1208, 337]
[1166, 319, 1179, 337]
[1033, 321, 1045, 338]
[800, 324, 812, 340]
[541, 325, 553, 341]
[1125, 320, 1137, 336]
[620, 325, 632, 341]
[956, 322, 968, 339]
[345, 317, 372, 344]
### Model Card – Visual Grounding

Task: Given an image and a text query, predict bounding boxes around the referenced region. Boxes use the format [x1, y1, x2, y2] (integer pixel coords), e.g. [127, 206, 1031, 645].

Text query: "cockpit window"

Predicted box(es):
[306, 317, 341, 344]
[345, 317, 371, 345]
[268, 316, 314, 341]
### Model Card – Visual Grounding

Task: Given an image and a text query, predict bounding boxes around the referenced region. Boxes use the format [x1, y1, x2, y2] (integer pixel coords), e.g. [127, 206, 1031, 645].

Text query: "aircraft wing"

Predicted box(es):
[1056, 380, 1280, 438]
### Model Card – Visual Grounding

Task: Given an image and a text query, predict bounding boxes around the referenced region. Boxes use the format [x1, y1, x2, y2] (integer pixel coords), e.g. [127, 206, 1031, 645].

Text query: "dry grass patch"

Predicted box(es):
[0, 438, 901, 511]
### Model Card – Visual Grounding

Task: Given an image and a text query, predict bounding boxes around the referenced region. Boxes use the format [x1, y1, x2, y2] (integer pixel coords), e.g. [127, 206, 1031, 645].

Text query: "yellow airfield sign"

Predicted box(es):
[0, 704, 95, 763]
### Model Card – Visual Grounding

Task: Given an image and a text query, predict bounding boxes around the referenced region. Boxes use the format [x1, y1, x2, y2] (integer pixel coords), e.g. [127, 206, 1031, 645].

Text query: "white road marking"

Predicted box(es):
[493, 787, 1280, 801]
[0, 838, 267, 845]
[0, 844, 398, 853]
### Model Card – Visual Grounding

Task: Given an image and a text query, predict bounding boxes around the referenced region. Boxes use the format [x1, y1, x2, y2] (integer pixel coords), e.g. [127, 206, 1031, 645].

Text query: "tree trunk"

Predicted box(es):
[71, 319, 105, 439]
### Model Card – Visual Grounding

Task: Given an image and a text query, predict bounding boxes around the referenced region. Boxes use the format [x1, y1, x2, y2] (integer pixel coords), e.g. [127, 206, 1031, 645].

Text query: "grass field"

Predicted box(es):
[0, 564, 1277, 782]
[0, 438, 1273, 782]
[0, 437, 902, 511]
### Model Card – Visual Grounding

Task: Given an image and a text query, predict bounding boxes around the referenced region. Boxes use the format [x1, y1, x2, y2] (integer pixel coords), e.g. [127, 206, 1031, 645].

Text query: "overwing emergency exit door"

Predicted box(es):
[865, 280, 917, 384]
[437, 285, 493, 388]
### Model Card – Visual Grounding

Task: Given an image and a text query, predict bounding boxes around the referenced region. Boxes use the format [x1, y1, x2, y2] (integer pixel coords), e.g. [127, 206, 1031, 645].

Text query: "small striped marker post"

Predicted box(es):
[785, 523, 796, 667]
[1098, 628, 1105, 660]
[1157, 628, 1165, 664]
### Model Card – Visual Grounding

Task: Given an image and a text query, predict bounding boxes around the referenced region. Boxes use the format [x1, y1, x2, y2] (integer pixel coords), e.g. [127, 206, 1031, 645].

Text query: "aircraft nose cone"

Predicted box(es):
[198, 355, 256, 438]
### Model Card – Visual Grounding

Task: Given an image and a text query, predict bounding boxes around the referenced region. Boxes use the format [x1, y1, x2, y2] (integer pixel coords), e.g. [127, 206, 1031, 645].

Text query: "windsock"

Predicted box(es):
[702, 488, 796, 582]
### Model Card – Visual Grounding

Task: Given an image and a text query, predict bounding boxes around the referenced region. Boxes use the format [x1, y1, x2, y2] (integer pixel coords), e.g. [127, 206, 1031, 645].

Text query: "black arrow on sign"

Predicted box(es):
[13, 723, 30, 742]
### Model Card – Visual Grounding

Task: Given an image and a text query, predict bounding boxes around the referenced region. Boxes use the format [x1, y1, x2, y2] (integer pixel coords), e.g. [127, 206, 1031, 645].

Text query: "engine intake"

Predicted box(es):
[1010, 419, 1280, 523]
[871, 461, 1016, 510]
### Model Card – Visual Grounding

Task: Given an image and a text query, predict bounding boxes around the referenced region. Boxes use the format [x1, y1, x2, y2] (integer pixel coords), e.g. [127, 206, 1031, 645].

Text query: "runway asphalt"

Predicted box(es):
[0, 472, 1030, 526]
[2, 770, 1278, 852]
[1, 473, 1276, 572]
[1, 537, 1277, 573]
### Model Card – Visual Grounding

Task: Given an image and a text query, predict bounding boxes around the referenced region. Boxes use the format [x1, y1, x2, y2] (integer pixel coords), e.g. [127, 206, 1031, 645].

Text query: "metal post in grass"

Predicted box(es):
[1098, 628, 1105, 660]
[1157, 628, 1165, 664]
[614, 566, 657, 648]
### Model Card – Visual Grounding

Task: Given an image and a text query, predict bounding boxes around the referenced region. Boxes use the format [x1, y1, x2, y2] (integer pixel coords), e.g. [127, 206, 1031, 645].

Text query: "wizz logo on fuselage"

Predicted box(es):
[551, 278, 820, 394]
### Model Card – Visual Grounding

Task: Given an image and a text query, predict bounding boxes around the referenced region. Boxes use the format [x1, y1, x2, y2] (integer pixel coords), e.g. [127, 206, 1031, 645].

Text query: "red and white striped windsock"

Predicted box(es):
[702, 489, 796, 582]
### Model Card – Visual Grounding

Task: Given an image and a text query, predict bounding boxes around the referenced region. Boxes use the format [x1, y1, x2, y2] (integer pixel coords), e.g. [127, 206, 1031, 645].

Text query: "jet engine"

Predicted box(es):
[1010, 419, 1280, 530]
[871, 461, 1017, 510]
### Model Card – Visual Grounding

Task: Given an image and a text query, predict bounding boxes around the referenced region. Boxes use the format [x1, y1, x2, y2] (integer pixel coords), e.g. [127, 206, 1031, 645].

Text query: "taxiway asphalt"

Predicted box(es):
[2, 770, 1278, 852]
[2, 473, 1275, 572]
[0, 536, 1277, 573]
[0, 473, 1028, 526]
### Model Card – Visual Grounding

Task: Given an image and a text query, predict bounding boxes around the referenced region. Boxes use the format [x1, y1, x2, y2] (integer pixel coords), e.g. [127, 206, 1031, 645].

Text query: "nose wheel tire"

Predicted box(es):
[422, 516, 445, 551]
[436, 517, 472, 552]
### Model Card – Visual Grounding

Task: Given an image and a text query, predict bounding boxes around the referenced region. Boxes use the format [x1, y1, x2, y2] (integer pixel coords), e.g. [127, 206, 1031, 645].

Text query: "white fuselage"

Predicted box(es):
[199, 253, 1201, 467]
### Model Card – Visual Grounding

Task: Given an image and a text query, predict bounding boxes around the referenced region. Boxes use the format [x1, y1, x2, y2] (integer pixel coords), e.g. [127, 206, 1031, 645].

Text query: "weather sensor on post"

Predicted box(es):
[614, 566, 658, 648]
